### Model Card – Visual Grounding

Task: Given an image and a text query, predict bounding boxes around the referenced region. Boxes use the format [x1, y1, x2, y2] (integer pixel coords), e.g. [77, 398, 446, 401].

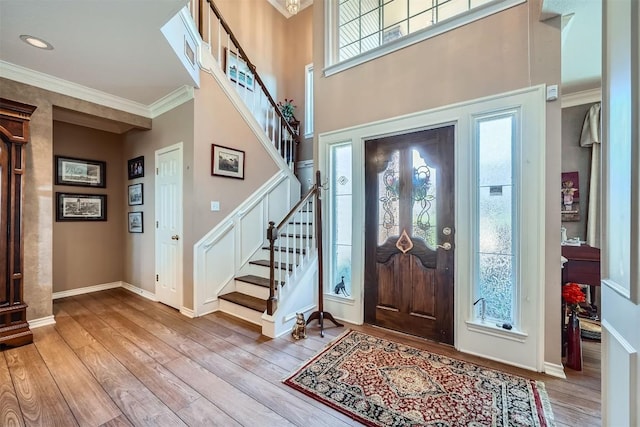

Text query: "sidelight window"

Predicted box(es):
[329, 143, 353, 298]
[474, 112, 517, 324]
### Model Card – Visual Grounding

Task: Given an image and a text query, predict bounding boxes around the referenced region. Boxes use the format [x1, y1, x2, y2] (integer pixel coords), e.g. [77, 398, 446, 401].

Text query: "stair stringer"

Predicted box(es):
[261, 251, 319, 339]
[197, 44, 298, 190]
[193, 171, 294, 316]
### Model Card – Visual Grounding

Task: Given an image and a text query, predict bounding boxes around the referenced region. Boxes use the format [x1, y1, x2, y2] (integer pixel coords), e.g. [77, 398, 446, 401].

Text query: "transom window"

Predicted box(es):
[338, 0, 493, 61]
[327, 0, 523, 75]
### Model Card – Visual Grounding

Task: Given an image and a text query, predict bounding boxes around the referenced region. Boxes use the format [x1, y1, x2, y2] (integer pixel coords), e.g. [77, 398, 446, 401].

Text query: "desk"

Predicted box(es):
[561, 244, 600, 359]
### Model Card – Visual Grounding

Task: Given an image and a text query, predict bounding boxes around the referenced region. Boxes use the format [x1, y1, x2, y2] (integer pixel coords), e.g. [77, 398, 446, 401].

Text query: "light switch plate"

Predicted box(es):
[210, 201, 220, 211]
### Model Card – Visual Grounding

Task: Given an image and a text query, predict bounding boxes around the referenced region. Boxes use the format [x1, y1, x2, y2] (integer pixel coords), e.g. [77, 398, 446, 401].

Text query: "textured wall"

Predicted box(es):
[0, 78, 148, 320]
[52, 122, 125, 292]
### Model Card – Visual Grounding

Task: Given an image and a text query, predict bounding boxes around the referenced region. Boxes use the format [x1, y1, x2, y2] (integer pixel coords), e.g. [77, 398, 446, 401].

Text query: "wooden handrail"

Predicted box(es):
[267, 177, 318, 315]
[203, 0, 300, 144]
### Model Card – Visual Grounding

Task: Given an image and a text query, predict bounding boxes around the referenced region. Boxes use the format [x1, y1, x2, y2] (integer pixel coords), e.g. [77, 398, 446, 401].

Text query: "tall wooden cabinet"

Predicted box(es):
[0, 98, 36, 348]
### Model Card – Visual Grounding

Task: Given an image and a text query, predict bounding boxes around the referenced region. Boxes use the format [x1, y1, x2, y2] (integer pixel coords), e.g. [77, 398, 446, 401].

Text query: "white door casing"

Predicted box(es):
[600, 0, 640, 425]
[155, 142, 184, 310]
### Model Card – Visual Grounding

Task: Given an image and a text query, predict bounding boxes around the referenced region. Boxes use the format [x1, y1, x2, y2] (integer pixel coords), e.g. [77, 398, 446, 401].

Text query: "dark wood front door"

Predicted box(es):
[364, 126, 454, 344]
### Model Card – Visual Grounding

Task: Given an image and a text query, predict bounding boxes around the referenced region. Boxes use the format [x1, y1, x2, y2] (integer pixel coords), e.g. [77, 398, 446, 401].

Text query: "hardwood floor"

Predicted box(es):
[1, 288, 600, 426]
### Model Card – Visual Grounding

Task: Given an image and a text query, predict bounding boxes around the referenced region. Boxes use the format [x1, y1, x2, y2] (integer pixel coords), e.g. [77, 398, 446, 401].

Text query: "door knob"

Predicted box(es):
[171, 235, 180, 240]
[437, 242, 452, 250]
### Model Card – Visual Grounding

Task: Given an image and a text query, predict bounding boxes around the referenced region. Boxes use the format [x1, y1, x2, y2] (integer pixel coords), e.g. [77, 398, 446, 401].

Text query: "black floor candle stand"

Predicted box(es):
[306, 171, 343, 337]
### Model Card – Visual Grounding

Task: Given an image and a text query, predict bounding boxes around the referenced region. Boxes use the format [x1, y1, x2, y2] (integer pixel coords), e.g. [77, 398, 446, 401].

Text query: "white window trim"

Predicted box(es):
[304, 63, 314, 138]
[472, 109, 521, 326]
[323, 0, 525, 77]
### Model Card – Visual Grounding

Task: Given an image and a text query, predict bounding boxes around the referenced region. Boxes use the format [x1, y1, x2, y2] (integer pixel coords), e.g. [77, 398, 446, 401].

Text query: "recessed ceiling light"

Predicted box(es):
[19, 35, 54, 50]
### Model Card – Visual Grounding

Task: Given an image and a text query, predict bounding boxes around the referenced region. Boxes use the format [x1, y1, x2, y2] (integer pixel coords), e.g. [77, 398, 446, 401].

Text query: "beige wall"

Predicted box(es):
[122, 68, 280, 309]
[0, 78, 149, 321]
[214, 0, 288, 102]
[122, 101, 194, 298]
[286, 6, 314, 161]
[208, 0, 313, 161]
[313, 1, 563, 364]
[53, 122, 125, 292]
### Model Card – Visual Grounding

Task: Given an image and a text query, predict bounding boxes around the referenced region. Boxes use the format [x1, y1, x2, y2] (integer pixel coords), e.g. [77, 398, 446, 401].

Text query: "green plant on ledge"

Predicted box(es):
[277, 98, 296, 123]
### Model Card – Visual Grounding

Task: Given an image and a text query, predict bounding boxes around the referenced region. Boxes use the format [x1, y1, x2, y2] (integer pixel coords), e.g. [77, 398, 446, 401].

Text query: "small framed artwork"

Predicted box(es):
[561, 171, 580, 221]
[224, 48, 255, 91]
[128, 183, 143, 206]
[211, 144, 245, 179]
[56, 192, 107, 221]
[55, 156, 106, 188]
[128, 212, 143, 233]
[128, 156, 144, 179]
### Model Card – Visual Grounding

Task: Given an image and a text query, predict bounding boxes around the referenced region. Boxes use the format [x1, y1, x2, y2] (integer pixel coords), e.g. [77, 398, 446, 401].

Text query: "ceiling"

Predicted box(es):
[0, 0, 600, 115]
[0, 0, 194, 108]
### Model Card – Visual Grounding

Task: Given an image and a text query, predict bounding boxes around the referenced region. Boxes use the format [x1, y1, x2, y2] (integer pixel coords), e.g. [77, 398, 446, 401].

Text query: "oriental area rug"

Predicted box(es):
[284, 330, 555, 426]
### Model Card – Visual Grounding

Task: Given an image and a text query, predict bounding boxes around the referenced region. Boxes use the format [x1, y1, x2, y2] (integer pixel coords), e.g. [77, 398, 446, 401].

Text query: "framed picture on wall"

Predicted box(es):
[56, 192, 107, 221]
[128, 183, 143, 206]
[211, 144, 245, 179]
[224, 48, 255, 91]
[128, 212, 143, 233]
[128, 156, 144, 179]
[55, 156, 106, 188]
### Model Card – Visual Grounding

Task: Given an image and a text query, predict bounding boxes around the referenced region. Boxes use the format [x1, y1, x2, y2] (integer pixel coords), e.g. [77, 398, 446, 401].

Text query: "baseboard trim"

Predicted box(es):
[543, 361, 567, 379]
[180, 307, 195, 318]
[29, 315, 56, 329]
[120, 282, 158, 301]
[52, 281, 122, 300]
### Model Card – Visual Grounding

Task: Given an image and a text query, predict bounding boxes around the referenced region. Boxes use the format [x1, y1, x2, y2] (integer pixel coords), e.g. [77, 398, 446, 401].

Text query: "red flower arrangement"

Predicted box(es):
[562, 282, 586, 312]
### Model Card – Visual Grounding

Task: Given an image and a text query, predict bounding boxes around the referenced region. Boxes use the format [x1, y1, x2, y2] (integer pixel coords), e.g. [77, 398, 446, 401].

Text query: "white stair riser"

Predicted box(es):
[235, 280, 270, 300]
[244, 264, 291, 281]
[219, 300, 263, 325]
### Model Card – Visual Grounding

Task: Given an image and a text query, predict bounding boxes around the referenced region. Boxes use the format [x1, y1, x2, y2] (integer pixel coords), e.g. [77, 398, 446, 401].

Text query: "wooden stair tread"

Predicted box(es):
[235, 275, 282, 288]
[218, 292, 266, 312]
[250, 260, 293, 271]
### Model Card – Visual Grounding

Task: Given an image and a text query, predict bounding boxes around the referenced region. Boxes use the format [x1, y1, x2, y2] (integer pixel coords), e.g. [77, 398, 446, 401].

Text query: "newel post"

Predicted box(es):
[267, 221, 278, 315]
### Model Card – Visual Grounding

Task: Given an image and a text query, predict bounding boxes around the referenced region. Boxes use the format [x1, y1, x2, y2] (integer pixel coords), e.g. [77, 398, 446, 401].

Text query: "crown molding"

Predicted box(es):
[149, 85, 195, 118]
[0, 60, 152, 117]
[561, 87, 601, 108]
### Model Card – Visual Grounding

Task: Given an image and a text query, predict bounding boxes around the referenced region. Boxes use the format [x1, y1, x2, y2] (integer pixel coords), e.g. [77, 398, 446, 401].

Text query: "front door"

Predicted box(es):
[364, 126, 454, 344]
[155, 143, 183, 310]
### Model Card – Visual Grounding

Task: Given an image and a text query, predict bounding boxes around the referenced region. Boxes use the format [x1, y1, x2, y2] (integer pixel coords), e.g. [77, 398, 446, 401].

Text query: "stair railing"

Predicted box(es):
[197, 0, 299, 168]
[266, 171, 322, 315]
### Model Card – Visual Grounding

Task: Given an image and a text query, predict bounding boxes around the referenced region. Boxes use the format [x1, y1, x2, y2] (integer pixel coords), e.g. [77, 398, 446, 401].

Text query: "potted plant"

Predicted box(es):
[277, 98, 296, 123]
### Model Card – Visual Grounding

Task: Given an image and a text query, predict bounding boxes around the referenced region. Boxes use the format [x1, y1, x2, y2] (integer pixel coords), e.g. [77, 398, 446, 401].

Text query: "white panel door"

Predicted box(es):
[155, 143, 183, 310]
[601, 0, 639, 424]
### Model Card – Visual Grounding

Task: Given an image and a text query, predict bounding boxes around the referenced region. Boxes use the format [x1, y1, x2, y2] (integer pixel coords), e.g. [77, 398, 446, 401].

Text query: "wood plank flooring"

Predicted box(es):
[1, 288, 600, 426]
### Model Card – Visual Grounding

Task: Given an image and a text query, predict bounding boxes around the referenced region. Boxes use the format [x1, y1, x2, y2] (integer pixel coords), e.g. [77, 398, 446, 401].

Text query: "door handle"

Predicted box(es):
[171, 235, 180, 241]
[437, 242, 452, 251]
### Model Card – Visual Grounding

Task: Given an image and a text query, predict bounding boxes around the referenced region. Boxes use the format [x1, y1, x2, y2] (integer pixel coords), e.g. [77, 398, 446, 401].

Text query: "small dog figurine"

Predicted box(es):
[291, 313, 307, 340]
[334, 276, 349, 297]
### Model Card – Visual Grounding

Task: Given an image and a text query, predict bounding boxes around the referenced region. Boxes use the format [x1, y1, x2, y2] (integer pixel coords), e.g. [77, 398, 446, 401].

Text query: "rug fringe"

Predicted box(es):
[535, 380, 556, 427]
[280, 328, 353, 383]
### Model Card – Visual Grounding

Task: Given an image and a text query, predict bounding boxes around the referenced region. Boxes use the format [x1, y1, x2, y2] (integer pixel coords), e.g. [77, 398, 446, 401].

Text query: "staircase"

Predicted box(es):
[188, 1, 319, 337]
[218, 211, 312, 324]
